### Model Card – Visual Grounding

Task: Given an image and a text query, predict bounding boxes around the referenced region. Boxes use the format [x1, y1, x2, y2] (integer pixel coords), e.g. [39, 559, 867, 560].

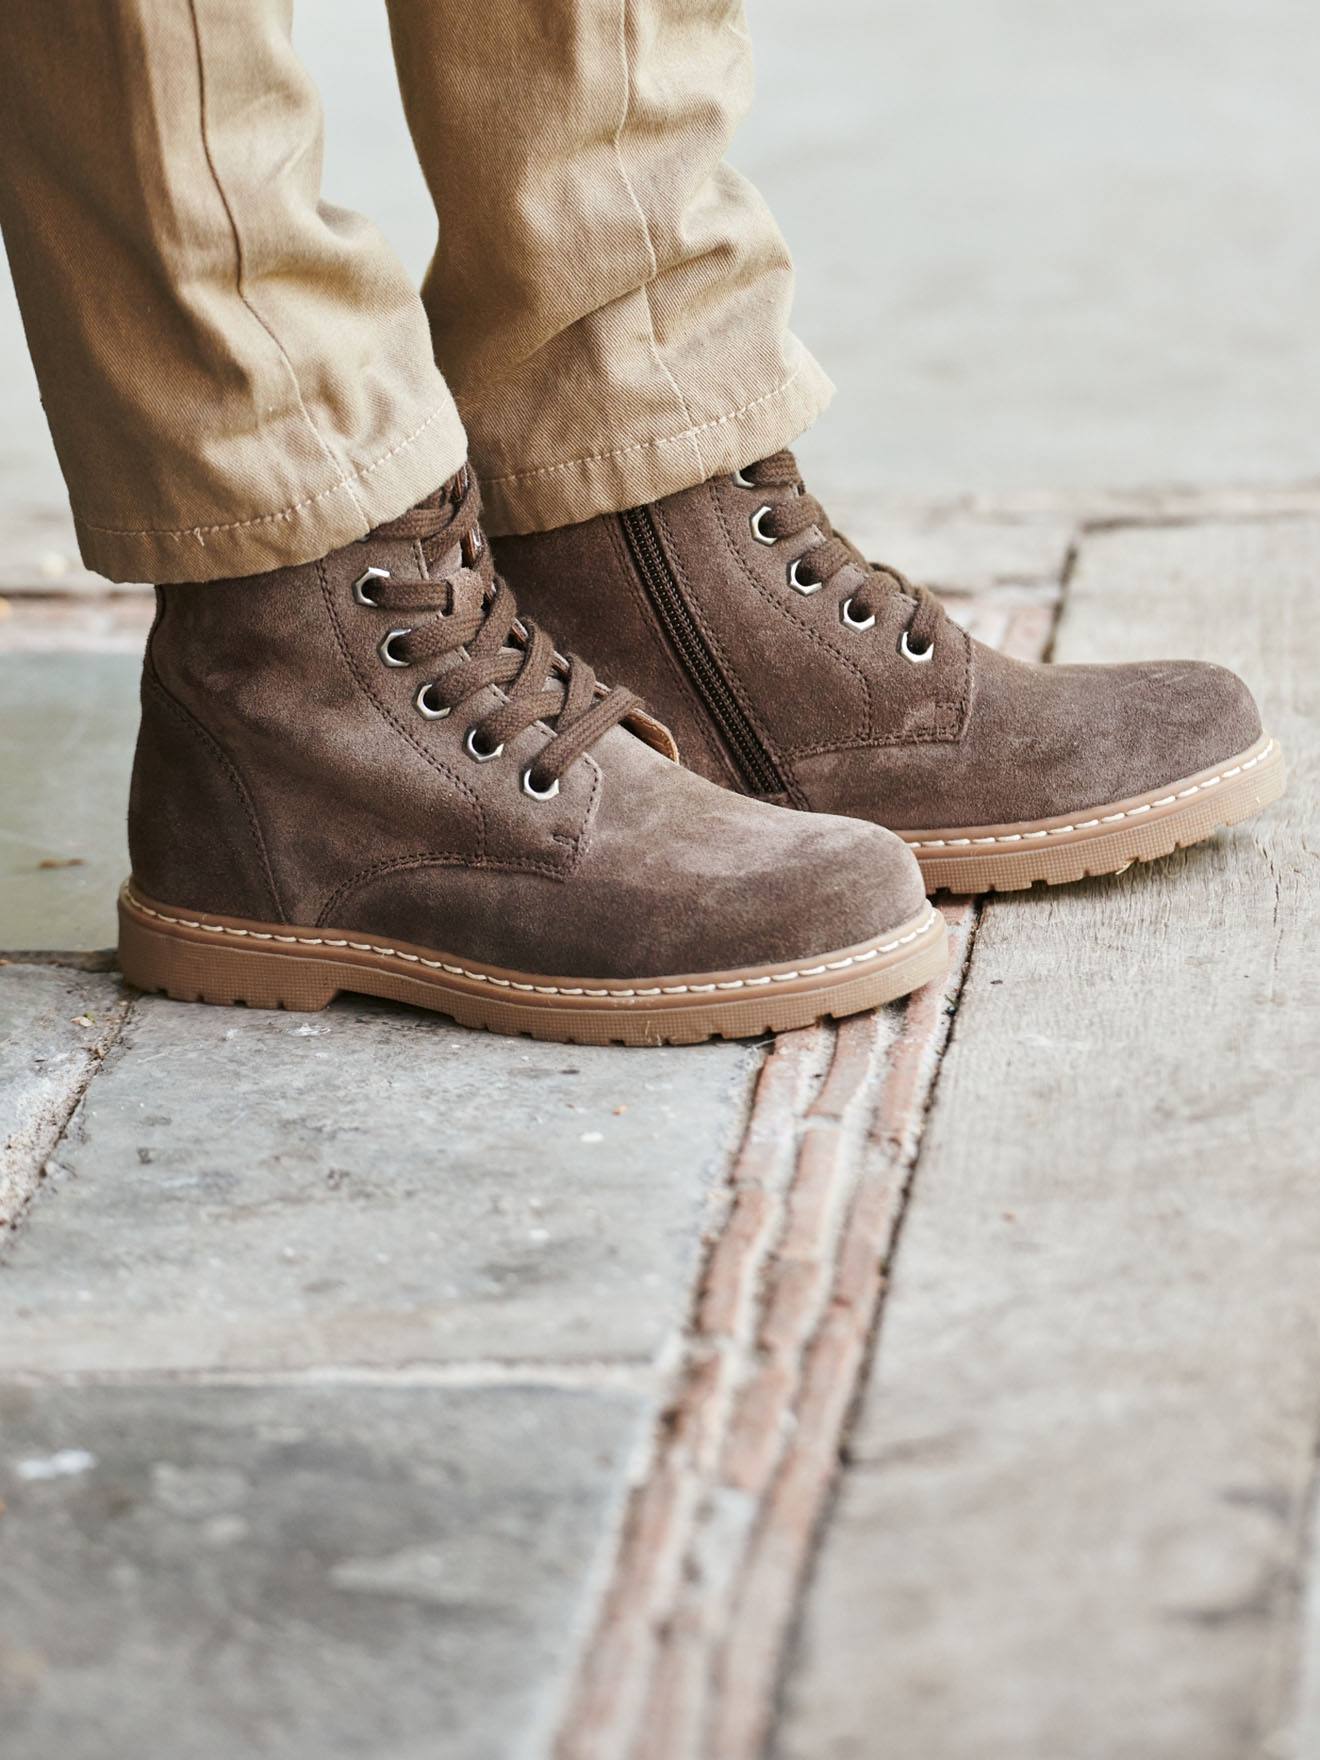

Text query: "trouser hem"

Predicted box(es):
[476, 351, 835, 536]
[72, 399, 469, 584]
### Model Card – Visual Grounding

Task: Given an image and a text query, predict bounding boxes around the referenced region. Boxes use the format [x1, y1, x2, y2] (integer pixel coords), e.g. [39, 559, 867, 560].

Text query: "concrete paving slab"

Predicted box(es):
[0, 965, 127, 1233]
[0, 994, 755, 1375]
[0, 654, 138, 955]
[0, 1379, 642, 1760]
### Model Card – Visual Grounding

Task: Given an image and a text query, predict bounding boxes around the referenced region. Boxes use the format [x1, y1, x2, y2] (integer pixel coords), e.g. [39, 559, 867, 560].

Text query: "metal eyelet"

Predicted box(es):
[840, 597, 876, 633]
[353, 566, 390, 606]
[749, 505, 778, 545]
[377, 628, 413, 667]
[522, 765, 561, 801]
[899, 628, 935, 665]
[415, 681, 451, 719]
[787, 557, 822, 596]
[732, 468, 757, 488]
[464, 728, 504, 763]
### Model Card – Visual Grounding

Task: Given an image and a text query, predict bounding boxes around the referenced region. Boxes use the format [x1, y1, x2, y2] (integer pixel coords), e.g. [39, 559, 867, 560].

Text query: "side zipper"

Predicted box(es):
[618, 506, 788, 797]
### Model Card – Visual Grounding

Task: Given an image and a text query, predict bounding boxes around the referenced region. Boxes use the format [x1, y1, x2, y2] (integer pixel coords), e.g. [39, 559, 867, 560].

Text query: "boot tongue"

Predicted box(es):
[418, 468, 484, 580]
[621, 703, 680, 761]
[387, 475, 680, 763]
[416, 473, 537, 672]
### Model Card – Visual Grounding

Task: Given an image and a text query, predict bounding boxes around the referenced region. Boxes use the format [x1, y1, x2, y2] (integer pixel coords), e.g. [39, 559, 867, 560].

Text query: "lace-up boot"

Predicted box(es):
[118, 469, 945, 1043]
[495, 453, 1283, 892]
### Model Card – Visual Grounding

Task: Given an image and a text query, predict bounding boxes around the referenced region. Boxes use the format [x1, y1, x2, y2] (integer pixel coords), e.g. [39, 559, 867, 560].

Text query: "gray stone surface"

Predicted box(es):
[0, 993, 755, 1375]
[0, 964, 127, 1231]
[0, 1380, 643, 1760]
[3, 1, 1319, 575]
[0, 654, 137, 954]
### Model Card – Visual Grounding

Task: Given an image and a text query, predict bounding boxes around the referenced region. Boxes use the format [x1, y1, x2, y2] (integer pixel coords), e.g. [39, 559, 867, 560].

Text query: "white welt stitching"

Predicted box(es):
[123, 894, 938, 1000]
[905, 741, 1275, 850]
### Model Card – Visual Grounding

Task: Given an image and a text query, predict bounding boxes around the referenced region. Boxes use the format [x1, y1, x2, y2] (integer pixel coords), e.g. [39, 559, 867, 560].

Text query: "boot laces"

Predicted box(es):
[738, 451, 944, 656]
[359, 471, 640, 793]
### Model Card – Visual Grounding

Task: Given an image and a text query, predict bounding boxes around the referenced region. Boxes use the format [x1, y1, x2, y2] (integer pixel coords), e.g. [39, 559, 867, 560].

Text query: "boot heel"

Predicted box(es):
[117, 890, 339, 1012]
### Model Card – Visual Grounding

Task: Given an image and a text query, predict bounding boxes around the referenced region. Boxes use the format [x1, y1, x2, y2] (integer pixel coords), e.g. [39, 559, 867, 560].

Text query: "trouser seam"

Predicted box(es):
[481, 358, 809, 488]
[73, 402, 453, 539]
[186, 0, 368, 527]
[611, 0, 707, 488]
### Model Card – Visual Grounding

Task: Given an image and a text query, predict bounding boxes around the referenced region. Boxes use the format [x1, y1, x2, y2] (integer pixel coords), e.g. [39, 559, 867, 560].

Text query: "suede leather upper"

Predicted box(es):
[129, 486, 927, 980]
[495, 464, 1264, 831]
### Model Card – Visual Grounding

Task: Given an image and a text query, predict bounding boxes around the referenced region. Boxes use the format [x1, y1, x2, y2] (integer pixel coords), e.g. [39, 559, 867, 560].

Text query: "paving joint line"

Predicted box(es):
[1040, 532, 1081, 664]
[1076, 505, 1320, 536]
[1, 949, 120, 974]
[1, 993, 133, 1247]
[713, 906, 983, 1760]
[0, 1359, 659, 1392]
[550, 925, 983, 1760]
[758, 901, 984, 1751]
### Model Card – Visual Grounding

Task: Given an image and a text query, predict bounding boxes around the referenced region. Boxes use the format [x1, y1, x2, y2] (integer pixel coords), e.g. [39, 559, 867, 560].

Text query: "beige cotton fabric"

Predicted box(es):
[0, 0, 832, 584]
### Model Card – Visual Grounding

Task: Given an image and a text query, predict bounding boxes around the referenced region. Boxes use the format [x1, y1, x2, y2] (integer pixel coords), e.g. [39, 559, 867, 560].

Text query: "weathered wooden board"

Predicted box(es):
[778, 518, 1320, 1760]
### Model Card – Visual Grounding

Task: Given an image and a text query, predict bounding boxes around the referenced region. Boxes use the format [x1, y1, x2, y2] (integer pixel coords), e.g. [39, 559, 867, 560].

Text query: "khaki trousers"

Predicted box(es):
[0, 0, 832, 584]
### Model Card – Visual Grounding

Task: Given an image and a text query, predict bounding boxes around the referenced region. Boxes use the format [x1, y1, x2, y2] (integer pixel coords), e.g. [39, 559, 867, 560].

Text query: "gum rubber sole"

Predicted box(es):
[904, 732, 1285, 895]
[117, 885, 949, 1047]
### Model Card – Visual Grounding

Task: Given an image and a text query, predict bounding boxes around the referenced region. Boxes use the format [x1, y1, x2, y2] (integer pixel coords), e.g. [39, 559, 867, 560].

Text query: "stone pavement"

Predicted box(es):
[5, 499, 1315, 1759]
[1, 834, 760, 1759]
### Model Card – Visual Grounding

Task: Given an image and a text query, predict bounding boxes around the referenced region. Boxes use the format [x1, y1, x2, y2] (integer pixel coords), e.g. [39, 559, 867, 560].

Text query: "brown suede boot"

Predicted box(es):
[495, 452, 1285, 892]
[117, 471, 945, 1044]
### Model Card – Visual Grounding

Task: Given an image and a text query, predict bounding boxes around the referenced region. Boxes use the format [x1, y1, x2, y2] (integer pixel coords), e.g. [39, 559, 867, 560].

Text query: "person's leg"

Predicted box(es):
[384, 0, 832, 536]
[0, 0, 941, 1037]
[0, 0, 463, 583]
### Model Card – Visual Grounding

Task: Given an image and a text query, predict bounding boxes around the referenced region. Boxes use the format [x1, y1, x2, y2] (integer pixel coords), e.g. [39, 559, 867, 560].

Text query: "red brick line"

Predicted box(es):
[556, 1028, 828, 1760]
[710, 911, 977, 1760]
[554, 924, 973, 1760]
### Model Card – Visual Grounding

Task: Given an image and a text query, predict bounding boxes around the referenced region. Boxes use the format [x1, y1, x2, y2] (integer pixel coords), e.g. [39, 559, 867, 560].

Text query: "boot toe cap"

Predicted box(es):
[957, 648, 1267, 823]
[596, 771, 932, 978]
[660, 801, 930, 976]
[1048, 657, 1264, 810]
[1153, 660, 1263, 781]
[763, 812, 930, 954]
